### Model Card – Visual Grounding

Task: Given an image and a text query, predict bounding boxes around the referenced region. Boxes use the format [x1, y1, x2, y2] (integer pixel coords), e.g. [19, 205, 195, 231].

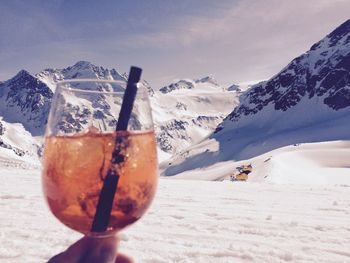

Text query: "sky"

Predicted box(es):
[0, 0, 350, 88]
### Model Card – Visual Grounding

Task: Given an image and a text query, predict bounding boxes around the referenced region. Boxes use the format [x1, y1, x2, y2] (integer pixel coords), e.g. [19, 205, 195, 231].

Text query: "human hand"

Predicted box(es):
[47, 235, 133, 263]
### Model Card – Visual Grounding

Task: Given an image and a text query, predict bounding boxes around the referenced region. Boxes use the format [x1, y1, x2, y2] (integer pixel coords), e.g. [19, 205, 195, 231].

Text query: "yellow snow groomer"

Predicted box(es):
[235, 164, 252, 181]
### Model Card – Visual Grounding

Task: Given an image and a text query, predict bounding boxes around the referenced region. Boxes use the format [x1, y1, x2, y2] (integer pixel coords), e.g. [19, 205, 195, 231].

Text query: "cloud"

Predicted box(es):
[120, 0, 350, 50]
[111, 0, 350, 87]
[0, 2, 73, 59]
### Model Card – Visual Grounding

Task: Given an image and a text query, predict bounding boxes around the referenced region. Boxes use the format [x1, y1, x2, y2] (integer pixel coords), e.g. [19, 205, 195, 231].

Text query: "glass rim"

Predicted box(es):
[56, 78, 146, 95]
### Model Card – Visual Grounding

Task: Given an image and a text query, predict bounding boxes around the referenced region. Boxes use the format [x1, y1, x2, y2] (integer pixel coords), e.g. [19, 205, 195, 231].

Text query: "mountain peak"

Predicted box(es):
[39, 61, 125, 82]
[159, 79, 194, 93]
[311, 19, 350, 51]
[0, 69, 53, 136]
[328, 19, 350, 39]
[14, 69, 32, 79]
[326, 19, 350, 47]
[195, 75, 219, 86]
[159, 75, 224, 94]
[7, 70, 37, 83]
[71, 61, 95, 70]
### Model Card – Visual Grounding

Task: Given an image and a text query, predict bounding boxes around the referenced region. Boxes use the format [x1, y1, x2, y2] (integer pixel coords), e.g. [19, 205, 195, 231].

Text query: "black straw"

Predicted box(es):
[91, 66, 142, 232]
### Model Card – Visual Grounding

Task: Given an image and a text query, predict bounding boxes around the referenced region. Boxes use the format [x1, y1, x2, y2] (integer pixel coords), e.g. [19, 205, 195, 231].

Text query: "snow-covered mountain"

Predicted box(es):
[153, 77, 239, 160]
[0, 62, 240, 162]
[37, 63, 238, 159]
[159, 76, 222, 94]
[0, 70, 53, 136]
[226, 19, 350, 122]
[37, 61, 155, 96]
[36, 61, 126, 91]
[162, 19, 350, 177]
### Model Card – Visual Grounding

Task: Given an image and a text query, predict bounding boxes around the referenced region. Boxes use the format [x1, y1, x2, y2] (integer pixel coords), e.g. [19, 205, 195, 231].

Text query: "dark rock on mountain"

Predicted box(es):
[0, 70, 53, 135]
[157, 119, 189, 152]
[227, 84, 240, 92]
[195, 76, 219, 86]
[159, 80, 194, 94]
[225, 19, 350, 124]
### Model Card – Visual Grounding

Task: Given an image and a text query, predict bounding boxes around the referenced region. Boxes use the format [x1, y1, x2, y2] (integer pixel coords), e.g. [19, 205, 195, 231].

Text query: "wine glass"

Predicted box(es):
[42, 79, 158, 237]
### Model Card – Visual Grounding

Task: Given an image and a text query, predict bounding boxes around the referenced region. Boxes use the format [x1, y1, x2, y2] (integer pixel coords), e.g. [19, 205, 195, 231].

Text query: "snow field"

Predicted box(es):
[0, 167, 349, 262]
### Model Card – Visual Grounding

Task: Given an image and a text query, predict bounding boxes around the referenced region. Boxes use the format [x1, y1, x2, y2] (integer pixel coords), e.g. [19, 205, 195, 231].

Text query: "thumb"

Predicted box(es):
[47, 235, 119, 263]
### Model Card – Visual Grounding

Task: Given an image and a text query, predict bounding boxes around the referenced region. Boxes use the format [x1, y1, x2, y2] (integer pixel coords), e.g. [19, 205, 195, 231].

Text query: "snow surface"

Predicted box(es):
[0, 146, 349, 262]
[0, 118, 41, 165]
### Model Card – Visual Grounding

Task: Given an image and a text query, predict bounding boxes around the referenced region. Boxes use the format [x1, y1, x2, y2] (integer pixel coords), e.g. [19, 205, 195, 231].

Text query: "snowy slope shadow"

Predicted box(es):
[162, 110, 350, 176]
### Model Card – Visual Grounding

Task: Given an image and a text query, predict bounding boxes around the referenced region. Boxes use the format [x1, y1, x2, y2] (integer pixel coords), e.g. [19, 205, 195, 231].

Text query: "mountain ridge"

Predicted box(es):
[0, 62, 239, 161]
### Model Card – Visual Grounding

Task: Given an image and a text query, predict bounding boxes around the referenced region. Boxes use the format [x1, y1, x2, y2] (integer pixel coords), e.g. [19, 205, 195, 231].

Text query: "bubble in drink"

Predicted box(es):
[42, 130, 158, 234]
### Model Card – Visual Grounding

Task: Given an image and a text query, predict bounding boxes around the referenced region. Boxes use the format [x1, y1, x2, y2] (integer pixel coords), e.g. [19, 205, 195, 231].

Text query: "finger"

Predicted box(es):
[47, 237, 89, 263]
[47, 252, 65, 263]
[47, 235, 119, 263]
[115, 253, 134, 263]
[83, 236, 118, 263]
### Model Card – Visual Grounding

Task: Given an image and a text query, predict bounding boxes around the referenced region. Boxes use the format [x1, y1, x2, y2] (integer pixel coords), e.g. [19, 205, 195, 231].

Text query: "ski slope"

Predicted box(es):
[162, 140, 350, 185]
[0, 154, 349, 262]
